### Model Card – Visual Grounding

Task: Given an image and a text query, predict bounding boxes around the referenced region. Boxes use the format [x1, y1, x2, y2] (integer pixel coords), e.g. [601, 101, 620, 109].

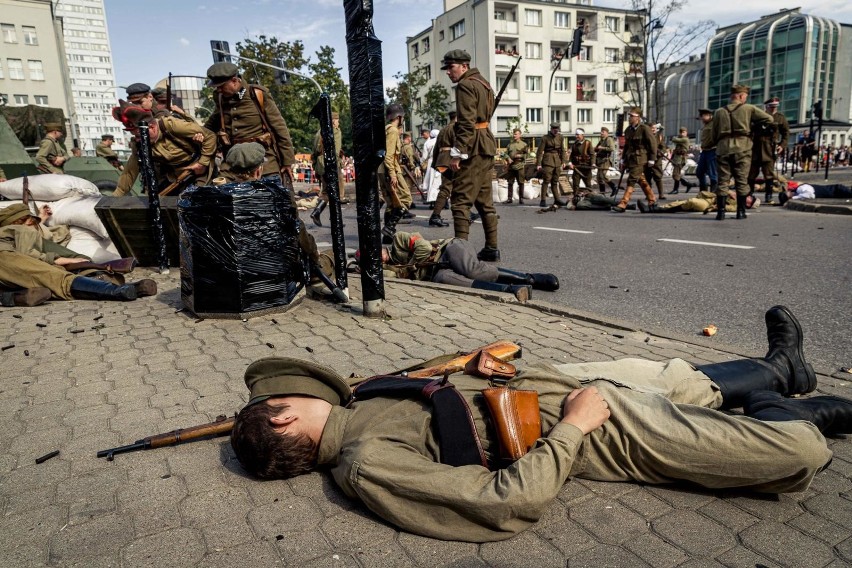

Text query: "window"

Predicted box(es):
[605, 17, 620, 32]
[28, 60, 44, 81]
[0, 94, 7, 105]
[34, 95, 48, 106]
[578, 46, 591, 61]
[525, 42, 542, 59]
[412, 44, 419, 58]
[525, 76, 542, 92]
[13, 94, 28, 105]
[526, 108, 542, 123]
[554, 12, 570, 28]
[553, 76, 570, 92]
[7, 59, 24, 80]
[525, 10, 541, 26]
[604, 79, 618, 94]
[494, 9, 506, 20]
[423, 38, 430, 53]
[439, 30, 445, 41]
[577, 108, 592, 123]
[450, 20, 465, 40]
[550, 110, 561, 123]
[605, 48, 620, 63]
[603, 108, 617, 123]
[22, 26, 38, 45]
[2, 23, 16, 43]
[423, 66, 431, 80]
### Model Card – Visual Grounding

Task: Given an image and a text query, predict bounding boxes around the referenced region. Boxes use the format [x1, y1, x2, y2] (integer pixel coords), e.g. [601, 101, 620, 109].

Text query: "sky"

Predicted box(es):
[104, 0, 852, 98]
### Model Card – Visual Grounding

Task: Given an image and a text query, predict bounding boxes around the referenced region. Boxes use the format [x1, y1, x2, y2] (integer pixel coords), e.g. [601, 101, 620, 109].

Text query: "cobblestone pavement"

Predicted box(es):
[1, 272, 850, 568]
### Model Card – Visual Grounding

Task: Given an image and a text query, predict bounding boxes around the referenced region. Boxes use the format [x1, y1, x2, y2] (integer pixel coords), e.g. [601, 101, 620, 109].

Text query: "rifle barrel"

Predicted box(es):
[96, 440, 150, 460]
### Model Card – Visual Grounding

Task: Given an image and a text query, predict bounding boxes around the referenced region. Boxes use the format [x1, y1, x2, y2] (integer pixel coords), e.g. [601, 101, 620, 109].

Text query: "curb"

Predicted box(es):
[784, 200, 852, 215]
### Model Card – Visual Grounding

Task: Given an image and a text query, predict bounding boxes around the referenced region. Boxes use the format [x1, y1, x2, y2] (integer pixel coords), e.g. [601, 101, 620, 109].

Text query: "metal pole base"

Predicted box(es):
[362, 299, 385, 319]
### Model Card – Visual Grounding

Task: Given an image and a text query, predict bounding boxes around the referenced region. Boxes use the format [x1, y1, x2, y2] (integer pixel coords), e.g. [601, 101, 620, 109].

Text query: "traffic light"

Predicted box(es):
[210, 40, 232, 63]
[813, 99, 823, 121]
[570, 21, 584, 57]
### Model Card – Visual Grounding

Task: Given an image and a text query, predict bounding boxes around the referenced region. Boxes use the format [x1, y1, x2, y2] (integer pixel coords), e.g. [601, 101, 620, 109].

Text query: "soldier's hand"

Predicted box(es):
[192, 133, 205, 143]
[281, 165, 294, 182]
[647, 160, 655, 166]
[390, 176, 398, 189]
[561, 387, 610, 435]
[536, 165, 542, 171]
[450, 157, 461, 172]
[187, 162, 207, 175]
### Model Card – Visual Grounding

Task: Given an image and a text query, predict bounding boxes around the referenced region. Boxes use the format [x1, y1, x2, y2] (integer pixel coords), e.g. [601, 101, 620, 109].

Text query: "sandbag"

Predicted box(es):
[0, 174, 100, 201]
[522, 181, 540, 200]
[67, 226, 120, 263]
[46, 195, 109, 239]
[491, 180, 508, 203]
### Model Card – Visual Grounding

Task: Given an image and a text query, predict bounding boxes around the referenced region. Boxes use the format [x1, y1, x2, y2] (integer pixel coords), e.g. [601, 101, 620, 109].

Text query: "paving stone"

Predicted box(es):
[698, 499, 760, 532]
[617, 488, 674, 520]
[181, 486, 255, 549]
[802, 493, 852, 529]
[397, 533, 479, 567]
[565, 543, 650, 568]
[652, 510, 735, 558]
[121, 527, 206, 568]
[739, 520, 836, 567]
[837, 536, 852, 563]
[196, 540, 284, 568]
[570, 497, 650, 545]
[49, 512, 134, 564]
[623, 532, 689, 567]
[289, 473, 357, 517]
[56, 466, 125, 524]
[787, 511, 850, 546]
[320, 509, 397, 549]
[271, 528, 335, 565]
[117, 474, 187, 537]
[480, 529, 564, 567]
[714, 545, 779, 568]
[726, 493, 805, 523]
[247, 496, 325, 536]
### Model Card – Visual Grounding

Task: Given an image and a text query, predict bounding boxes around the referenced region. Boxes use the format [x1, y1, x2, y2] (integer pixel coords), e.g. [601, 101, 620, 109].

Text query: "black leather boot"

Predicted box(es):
[609, 182, 619, 198]
[736, 194, 747, 219]
[765, 188, 774, 205]
[428, 214, 449, 227]
[0, 288, 51, 307]
[668, 180, 680, 194]
[70, 276, 138, 301]
[496, 268, 559, 291]
[477, 247, 501, 262]
[696, 306, 816, 409]
[715, 195, 727, 220]
[744, 391, 852, 435]
[310, 199, 327, 227]
[133, 279, 158, 297]
[381, 208, 403, 244]
[471, 280, 532, 302]
[682, 179, 694, 193]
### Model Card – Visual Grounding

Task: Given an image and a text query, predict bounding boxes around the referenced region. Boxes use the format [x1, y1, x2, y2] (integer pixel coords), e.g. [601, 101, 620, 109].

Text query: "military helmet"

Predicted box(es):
[386, 103, 405, 121]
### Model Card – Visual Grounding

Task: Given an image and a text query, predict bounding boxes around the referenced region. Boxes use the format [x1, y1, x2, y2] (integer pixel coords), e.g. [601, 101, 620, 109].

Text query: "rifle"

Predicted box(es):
[62, 257, 138, 274]
[493, 56, 522, 113]
[166, 72, 172, 114]
[400, 162, 426, 201]
[158, 168, 197, 196]
[95, 341, 522, 460]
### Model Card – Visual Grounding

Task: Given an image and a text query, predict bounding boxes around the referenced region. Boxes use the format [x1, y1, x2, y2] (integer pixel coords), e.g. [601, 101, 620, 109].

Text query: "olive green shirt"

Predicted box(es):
[536, 133, 564, 168]
[594, 136, 616, 168]
[312, 127, 343, 177]
[671, 136, 691, 166]
[710, 103, 773, 157]
[433, 122, 456, 172]
[569, 138, 593, 169]
[453, 68, 497, 158]
[699, 126, 715, 151]
[502, 140, 528, 171]
[95, 142, 118, 160]
[387, 231, 450, 281]
[35, 137, 68, 174]
[383, 123, 403, 178]
[624, 123, 657, 167]
[0, 225, 86, 262]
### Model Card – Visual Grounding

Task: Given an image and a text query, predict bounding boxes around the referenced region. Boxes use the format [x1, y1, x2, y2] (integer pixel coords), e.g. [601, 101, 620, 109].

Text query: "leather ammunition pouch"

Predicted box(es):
[482, 387, 542, 462]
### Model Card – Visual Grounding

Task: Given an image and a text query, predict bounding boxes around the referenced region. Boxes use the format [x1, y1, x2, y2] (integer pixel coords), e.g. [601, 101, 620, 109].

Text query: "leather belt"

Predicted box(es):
[474, 122, 489, 129]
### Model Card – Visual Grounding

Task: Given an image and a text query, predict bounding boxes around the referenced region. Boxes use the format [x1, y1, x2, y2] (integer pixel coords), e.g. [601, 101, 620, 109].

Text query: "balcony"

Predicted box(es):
[494, 19, 518, 34]
[499, 88, 519, 101]
[495, 52, 519, 67]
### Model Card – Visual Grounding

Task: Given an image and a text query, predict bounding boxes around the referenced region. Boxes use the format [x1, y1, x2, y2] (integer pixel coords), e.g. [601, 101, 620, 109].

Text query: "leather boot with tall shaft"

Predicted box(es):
[310, 199, 327, 227]
[744, 391, 852, 435]
[715, 195, 727, 220]
[496, 268, 560, 291]
[70, 276, 138, 301]
[695, 306, 816, 409]
[0, 288, 51, 307]
[736, 194, 748, 219]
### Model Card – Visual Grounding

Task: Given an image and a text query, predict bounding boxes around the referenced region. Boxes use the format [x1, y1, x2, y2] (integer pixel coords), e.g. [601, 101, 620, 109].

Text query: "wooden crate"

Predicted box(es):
[94, 196, 181, 267]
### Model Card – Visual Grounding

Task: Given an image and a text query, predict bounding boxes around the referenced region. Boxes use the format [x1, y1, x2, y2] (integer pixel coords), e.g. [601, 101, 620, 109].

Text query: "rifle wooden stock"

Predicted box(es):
[95, 341, 521, 459]
[158, 168, 196, 196]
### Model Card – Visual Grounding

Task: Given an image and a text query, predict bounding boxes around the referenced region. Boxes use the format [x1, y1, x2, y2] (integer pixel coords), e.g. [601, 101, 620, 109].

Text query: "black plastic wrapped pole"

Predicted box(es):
[136, 120, 169, 274]
[310, 95, 348, 298]
[344, 0, 386, 318]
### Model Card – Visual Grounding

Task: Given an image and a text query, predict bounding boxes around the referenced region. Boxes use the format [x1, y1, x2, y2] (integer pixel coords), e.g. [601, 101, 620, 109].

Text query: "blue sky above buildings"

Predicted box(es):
[104, 0, 852, 98]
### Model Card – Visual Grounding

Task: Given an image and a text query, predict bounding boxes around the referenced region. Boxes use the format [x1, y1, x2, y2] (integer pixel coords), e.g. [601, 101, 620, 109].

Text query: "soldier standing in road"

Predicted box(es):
[378, 104, 413, 243]
[668, 127, 695, 195]
[536, 122, 567, 208]
[646, 124, 666, 201]
[501, 128, 528, 204]
[612, 108, 658, 213]
[695, 109, 718, 194]
[35, 123, 69, 174]
[428, 112, 457, 227]
[749, 96, 790, 205]
[310, 112, 347, 227]
[96, 134, 123, 170]
[594, 126, 618, 196]
[204, 62, 296, 183]
[569, 128, 593, 194]
[710, 84, 773, 220]
[401, 132, 422, 205]
[442, 49, 500, 262]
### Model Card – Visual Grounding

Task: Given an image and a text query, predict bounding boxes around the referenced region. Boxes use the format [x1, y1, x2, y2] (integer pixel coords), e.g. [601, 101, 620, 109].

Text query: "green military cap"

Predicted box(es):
[206, 62, 239, 87]
[151, 87, 167, 102]
[731, 84, 750, 95]
[225, 142, 266, 172]
[0, 204, 38, 227]
[696, 108, 712, 117]
[764, 96, 780, 106]
[243, 357, 351, 407]
[125, 83, 151, 97]
[43, 122, 64, 133]
[101, 134, 115, 141]
[549, 121, 560, 128]
[440, 49, 471, 69]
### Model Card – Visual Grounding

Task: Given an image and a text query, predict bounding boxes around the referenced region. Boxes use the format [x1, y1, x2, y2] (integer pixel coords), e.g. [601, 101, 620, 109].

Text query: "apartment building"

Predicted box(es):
[406, 0, 644, 142]
[0, 0, 71, 121]
[54, 0, 125, 152]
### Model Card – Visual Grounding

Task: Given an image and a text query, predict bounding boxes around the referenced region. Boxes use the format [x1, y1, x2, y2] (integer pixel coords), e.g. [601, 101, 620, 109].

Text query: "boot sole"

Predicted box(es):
[513, 287, 531, 303]
[133, 280, 158, 297]
[14, 288, 52, 307]
[768, 305, 816, 395]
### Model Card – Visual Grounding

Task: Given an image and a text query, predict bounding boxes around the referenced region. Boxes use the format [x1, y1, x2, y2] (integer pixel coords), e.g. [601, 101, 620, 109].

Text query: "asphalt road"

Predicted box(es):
[305, 178, 851, 376]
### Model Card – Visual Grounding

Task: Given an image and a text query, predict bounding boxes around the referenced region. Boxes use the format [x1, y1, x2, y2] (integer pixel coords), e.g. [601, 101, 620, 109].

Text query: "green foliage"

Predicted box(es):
[309, 46, 352, 153]
[420, 83, 450, 129]
[195, 86, 216, 121]
[385, 66, 429, 128]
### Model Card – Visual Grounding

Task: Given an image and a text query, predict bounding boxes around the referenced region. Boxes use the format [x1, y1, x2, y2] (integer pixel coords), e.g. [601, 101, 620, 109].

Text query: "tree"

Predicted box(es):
[309, 46, 352, 154]
[195, 86, 215, 121]
[419, 83, 450, 128]
[385, 66, 429, 130]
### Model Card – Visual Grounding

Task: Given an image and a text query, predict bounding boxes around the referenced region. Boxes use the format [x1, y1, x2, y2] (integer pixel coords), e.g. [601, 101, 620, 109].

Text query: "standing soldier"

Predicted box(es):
[694, 109, 718, 194]
[569, 128, 593, 194]
[750, 96, 790, 204]
[536, 122, 567, 208]
[668, 127, 695, 194]
[379, 104, 413, 243]
[594, 126, 618, 195]
[646, 124, 666, 201]
[710, 84, 773, 220]
[310, 111, 347, 227]
[96, 134, 123, 170]
[442, 49, 499, 262]
[35, 123, 69, 174]
[428, 111, 457, 227]
[501, 128, 528, 204]
[612, 107, 658, 213]
[401, 132, 422, 204]
[204, 62, 296, 183]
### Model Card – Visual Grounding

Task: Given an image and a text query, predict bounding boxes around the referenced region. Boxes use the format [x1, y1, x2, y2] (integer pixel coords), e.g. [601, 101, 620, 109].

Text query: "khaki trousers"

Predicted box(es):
[0, 251, 76, 300]
[541, 165, 562, 200]
[535, 359, 831, 492]
[451, 155, 498, 248]
[717, 151, 752, 196]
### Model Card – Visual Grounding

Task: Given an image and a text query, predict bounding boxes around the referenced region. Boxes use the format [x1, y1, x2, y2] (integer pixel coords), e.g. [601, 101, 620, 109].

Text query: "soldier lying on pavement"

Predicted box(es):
[373, 230, 559, 302]
[230, 305, 851, 542]
[0, 204, 157, 307]
[636, 190, 758, 214]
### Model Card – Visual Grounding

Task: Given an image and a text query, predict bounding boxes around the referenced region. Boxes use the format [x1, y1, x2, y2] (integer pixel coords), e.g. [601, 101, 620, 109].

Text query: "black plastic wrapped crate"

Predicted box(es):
[178, 179, 305, 318]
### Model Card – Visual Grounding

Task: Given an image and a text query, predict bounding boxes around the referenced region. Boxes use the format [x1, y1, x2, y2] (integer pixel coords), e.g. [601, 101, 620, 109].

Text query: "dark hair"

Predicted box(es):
[231, 402, 318, 479]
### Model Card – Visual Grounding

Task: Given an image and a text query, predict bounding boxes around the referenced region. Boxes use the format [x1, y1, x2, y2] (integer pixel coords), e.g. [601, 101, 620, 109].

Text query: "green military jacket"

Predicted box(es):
[699, 126, 715, 151]
[453, 68, 497, 158]
[569, 138, 593, 169]
[115, 117, 217, 195]
[536, 133, 564, 168]
[387, 231, 450, 281]
[0, 225, 87, 262]
[433, 122, 456, 172]
[594, 136, 616, 168]
[502, 140, 528, 171]
[772, 111, 790, 148]
[670, 136, 691, 167]
[401, 141, 417, 171]
[312, 127, 343, 177]
[752, 110, 791, 163]
[317, 364, 585, 542]
[35, 137, 68, 174]
[204, 79, 296, 176]
[710, 102, 773, 157]
[623, 123, 657, 167]
[381, 123, 404, 179]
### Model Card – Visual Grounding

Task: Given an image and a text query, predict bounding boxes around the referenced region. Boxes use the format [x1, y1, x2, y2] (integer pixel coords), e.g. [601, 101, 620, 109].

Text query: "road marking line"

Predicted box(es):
[533, 227, 594, 234]
[657, 238, 754, 250]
